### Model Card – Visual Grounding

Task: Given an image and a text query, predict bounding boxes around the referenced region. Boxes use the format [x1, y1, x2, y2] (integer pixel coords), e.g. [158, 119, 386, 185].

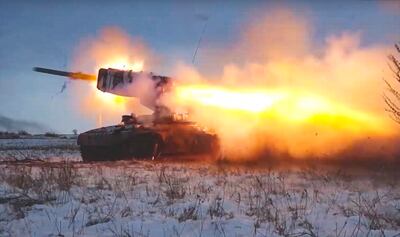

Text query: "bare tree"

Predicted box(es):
[384, 43, 400, 123]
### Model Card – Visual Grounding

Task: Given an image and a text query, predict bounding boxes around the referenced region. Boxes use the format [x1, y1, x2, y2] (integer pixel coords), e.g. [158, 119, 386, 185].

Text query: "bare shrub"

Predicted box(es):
[157, 167, 186, 201]
[54, 162, 77, 191]
[107, 221, 150, 237]
[384, 43, 400, 123]
[208, 196, 228, 219]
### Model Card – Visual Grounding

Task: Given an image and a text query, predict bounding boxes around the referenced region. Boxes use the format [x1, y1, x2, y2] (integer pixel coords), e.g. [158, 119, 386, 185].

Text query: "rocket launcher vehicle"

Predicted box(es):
[33, 66, 220, 161]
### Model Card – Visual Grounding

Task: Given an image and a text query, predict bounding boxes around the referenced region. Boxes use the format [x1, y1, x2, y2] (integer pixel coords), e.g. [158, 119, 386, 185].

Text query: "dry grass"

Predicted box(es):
[0, 158, 399, 236]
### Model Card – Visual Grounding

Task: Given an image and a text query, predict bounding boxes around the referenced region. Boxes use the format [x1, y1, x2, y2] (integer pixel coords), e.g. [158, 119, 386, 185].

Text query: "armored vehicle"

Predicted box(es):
[34, 67, 220, 161]
[77, 113, 219, 161]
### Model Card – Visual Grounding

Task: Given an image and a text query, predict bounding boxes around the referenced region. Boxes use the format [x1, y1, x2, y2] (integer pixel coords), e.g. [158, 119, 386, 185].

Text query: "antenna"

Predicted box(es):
[192, 15, 209, 65]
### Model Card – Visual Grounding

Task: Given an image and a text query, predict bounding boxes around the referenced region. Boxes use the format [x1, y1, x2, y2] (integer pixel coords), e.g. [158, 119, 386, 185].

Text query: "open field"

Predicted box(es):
[0, 138, 399, 237]
[0, 138, 79, 162]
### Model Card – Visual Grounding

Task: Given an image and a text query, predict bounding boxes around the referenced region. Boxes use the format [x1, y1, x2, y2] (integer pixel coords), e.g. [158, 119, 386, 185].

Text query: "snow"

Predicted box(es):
[0, 138, 79, 162]
[0, 138, 399, 236]
[0, 138, 77, 151]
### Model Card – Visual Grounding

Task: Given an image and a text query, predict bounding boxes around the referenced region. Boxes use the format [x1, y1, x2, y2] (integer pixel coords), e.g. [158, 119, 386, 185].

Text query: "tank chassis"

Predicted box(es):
[33, 67, 220, 161]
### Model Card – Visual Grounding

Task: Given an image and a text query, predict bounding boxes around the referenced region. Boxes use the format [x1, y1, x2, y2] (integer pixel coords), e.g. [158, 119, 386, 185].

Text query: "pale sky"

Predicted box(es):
[0, 0, 399, 133]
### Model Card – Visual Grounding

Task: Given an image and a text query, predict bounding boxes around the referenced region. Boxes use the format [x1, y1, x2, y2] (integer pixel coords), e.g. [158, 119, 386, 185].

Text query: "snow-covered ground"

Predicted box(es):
[0, 138, 399, 237]
[0, 138, 79, 162]
[0, 138, 77, 150]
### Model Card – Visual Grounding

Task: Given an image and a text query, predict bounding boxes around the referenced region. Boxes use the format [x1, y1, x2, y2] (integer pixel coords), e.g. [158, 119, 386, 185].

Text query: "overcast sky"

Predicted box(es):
[0, 0, 399, 133]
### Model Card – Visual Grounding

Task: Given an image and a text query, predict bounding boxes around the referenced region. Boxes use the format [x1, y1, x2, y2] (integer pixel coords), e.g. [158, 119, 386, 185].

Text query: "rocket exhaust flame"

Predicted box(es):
[165, 83, 396, 159]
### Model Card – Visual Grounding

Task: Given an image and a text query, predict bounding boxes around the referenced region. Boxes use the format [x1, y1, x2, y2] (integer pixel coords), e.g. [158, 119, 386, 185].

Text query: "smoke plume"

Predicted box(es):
[162, 8, 400, 160]
[0, 114, 47, 134]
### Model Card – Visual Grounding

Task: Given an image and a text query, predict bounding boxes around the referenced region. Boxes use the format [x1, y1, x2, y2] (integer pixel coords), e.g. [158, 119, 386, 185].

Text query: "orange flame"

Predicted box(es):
[72, 27, 149, 126]
[174, 85, 390, 133]
[167, 83, 395, 158]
